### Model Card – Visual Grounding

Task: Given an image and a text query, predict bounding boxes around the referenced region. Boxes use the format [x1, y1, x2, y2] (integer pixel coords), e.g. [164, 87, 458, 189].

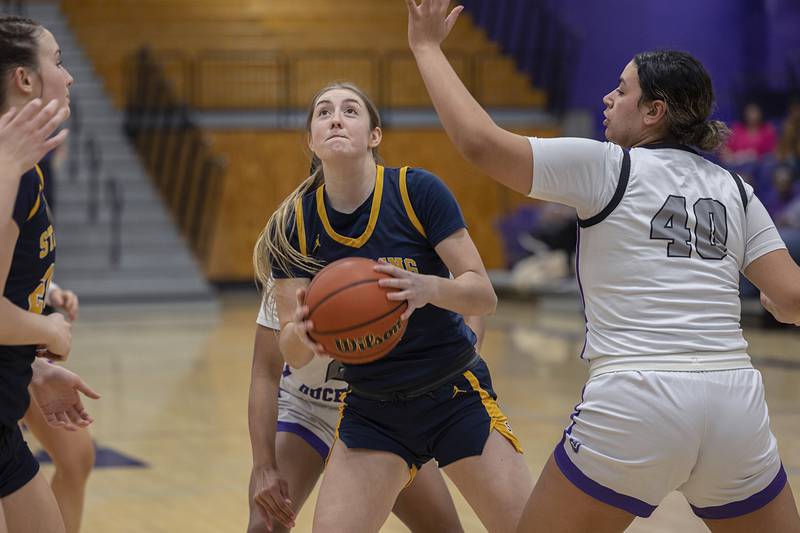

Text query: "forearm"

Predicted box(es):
[429, 272, 497, 317]
[278, 324, 314, 368]
[248, 375, 281, 468]
[0, 298, 52, 346]
[411, 46, 498, 158]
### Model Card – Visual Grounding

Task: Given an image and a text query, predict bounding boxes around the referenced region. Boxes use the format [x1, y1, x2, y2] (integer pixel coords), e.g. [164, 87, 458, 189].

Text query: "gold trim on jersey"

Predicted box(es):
[294, 196, 307, 256]
[399, 166, 427, 238]
[26, 164, 44, 222]
[315, 165, 384, 249]
[464, 370, 524, 454]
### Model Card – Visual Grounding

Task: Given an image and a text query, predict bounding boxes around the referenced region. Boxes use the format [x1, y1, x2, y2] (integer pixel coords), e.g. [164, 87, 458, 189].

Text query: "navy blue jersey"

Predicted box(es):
[272, 165, 477, 392]
[0, 164, 55, 427]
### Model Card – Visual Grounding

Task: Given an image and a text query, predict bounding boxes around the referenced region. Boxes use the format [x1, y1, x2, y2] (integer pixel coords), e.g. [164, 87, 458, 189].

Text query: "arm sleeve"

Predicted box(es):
[406, 167, 467, 246]
[742, 192, 787, 270]
[528, 137, 623, 219]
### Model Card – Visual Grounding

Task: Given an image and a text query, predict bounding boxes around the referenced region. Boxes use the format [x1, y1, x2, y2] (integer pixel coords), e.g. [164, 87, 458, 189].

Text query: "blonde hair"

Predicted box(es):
[253, 82, 383, 291]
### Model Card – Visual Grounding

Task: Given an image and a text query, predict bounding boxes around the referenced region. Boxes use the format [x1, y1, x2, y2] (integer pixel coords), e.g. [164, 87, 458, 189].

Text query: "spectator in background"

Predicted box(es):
[762, 164, 800, 219]
[778, 99, 800, 176]
[721, 102, 778, 165]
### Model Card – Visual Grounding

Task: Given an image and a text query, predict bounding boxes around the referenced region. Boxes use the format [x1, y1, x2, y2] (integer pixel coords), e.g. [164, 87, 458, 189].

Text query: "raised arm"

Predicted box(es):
[406, 0, 533, 195]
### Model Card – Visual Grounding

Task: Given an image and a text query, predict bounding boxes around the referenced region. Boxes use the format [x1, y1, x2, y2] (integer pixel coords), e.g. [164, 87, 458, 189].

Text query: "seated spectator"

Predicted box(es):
[762, 164, 800, 219]
[777, 98, 800, 173]
[721, 102, 778, 165]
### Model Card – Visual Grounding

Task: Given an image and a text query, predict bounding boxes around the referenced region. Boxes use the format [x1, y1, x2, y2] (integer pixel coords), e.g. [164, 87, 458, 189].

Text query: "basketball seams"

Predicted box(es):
[310, 300, 407, 335]
[306, 278, 384, 316]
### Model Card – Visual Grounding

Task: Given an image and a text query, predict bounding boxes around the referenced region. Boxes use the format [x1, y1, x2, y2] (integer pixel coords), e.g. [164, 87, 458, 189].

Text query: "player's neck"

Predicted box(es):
[322, 157, 377, 214]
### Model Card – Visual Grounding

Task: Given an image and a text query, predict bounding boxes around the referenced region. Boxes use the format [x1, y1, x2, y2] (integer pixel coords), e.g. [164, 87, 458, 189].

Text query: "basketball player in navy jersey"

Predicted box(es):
[407, 1, 800, 532]
[0, 15, 100, 533]
[254, 81, 533, 532]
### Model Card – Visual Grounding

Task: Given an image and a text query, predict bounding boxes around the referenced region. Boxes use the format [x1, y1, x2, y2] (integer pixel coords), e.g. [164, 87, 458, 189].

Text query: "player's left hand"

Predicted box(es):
[30, 361, 100, 431]
[375, 261, 436, 321]
[47, 285, 79, 322]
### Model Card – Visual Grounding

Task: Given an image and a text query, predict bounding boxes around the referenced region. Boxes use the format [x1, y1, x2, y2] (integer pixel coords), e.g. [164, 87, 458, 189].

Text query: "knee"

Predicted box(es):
[52, 439, 95, 482]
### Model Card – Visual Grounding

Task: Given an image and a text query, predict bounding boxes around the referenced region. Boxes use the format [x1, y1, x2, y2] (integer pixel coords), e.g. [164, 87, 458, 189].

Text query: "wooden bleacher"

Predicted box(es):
[204, 129, 556, 281]
[61, 0, 556, 281]
[61, 0, 546, 109]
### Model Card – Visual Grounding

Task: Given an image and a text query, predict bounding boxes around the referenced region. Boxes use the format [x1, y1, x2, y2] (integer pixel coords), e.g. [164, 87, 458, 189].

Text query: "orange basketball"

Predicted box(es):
[304, 257, 408, 364]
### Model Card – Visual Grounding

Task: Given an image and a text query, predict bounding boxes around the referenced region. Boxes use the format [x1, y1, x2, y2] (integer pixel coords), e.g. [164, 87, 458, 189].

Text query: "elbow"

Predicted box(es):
[459, 134, 492, 167]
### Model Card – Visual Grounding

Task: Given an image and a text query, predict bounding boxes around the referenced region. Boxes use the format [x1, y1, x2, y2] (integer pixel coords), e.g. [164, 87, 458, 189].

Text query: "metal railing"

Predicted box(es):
[124, 47, 544, 115]
[124, 48, 227, 261]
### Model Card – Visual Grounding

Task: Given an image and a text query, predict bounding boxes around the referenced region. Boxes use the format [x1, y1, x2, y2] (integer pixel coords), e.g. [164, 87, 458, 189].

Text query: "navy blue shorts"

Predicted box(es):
[336, 358, 522, 475]
[0, 424, 39, 498]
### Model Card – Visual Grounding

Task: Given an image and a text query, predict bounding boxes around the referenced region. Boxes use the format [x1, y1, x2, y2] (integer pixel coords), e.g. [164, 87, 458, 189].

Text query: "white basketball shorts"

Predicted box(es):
[276, 389, 340, 459]
[555, 368, 785, 519]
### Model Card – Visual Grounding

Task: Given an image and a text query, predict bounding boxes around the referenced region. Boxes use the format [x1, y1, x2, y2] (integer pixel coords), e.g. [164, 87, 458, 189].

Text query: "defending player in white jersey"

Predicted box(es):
[247, 286, 483, 532]
[407, 1, 800, 532]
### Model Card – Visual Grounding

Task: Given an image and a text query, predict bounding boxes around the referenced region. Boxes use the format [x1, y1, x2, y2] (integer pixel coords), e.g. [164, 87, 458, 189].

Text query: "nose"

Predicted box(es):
[65, 67, 74, 87]
[602, 91, 613, 108]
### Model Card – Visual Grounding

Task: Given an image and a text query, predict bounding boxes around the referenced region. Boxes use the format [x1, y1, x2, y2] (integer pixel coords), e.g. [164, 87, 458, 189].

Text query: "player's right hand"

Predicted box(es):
[253, 464, 295, 531]
[42, 312, 72, 361]
[292, 287, 328, 357]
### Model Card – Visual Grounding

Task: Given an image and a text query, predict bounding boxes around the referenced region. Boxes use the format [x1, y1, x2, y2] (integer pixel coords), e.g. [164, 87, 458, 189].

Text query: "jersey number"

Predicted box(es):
[650, 195, 728, 260]
[28, 263, 55, 314]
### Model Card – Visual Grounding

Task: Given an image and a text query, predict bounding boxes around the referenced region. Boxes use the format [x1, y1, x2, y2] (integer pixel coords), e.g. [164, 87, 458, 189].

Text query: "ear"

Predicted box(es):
[369, 126, 382, 148]
[10, 66, 35, 97]
[643, 99, 667, 126]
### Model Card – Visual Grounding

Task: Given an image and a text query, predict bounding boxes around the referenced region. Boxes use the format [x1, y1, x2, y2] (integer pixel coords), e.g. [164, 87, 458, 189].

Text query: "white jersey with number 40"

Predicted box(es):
[528, 138, 785, 373]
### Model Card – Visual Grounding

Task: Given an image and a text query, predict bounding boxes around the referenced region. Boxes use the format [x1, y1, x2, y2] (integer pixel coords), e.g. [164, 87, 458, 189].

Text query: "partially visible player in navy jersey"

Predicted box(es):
[0, 15, 99, 533]
[253, 82, 533, 532]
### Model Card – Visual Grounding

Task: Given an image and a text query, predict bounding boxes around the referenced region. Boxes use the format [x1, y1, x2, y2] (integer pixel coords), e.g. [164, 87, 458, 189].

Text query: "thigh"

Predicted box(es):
[23, 402, 93, 469]
[1, 471, 65, 533]
[704, 483, 800, 533]
[444, 431, 533, 533]
[516, 454, 634, 533]
[393, 460, 463, 533]
[275, 431, 325, 511]
[313, 440, 409, 533]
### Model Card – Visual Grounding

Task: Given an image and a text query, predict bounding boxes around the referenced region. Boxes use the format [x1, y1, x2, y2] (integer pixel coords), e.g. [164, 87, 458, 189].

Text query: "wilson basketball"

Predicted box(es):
[304, 257, 408, 364]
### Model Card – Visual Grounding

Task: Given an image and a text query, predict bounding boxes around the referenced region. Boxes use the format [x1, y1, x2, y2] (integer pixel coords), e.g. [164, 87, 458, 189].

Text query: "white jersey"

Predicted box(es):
[256, 288, 347, 406]
[528, 137, 785, 372]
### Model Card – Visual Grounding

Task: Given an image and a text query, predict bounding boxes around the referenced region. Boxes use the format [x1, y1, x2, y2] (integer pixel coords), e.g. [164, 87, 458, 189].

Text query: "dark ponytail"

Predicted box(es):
[634, 50, 730, 151]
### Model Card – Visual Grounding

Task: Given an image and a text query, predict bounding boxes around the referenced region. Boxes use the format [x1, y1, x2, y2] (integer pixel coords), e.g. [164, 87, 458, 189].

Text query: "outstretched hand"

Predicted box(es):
[30, 361, 100, 431]
[0, 98, 70, 175]
[405, 0, 464, 53]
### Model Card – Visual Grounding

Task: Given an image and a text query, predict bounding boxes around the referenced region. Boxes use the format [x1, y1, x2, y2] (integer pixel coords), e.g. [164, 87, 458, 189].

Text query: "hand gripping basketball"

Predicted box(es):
[303, 257, 408, 364]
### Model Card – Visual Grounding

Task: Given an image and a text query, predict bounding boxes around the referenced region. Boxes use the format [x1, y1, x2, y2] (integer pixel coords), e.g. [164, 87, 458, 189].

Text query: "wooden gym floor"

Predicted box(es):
[28, 293, 800, 532]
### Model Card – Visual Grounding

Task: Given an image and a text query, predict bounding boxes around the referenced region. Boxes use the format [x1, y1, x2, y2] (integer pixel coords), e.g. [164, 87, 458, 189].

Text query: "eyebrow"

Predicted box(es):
[315, 98, 362, 108]
[55, 49, 61, 57]
[618, 77, 627, 86]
